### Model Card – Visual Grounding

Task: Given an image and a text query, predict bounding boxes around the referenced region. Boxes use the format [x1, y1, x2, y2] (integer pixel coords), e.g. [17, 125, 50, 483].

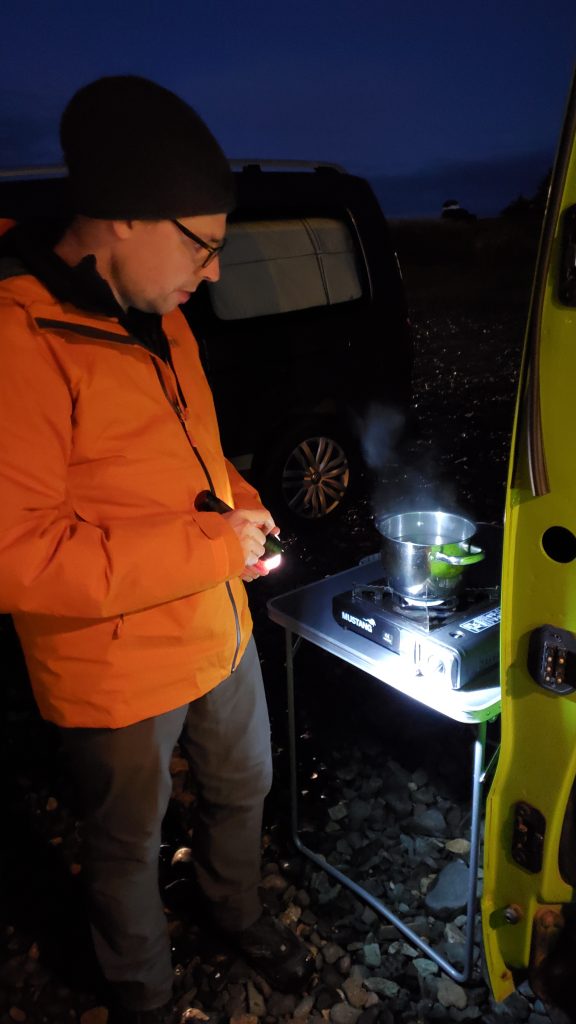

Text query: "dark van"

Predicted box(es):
[0, 161, 411, 525]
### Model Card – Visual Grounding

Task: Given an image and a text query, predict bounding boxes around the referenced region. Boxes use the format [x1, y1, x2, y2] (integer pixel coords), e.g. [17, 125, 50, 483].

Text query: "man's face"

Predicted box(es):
[109, 213, 227, 314]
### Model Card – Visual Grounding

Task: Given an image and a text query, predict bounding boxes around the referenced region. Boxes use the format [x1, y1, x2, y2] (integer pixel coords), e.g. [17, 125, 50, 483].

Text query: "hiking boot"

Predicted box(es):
[231, 912, 315, 992]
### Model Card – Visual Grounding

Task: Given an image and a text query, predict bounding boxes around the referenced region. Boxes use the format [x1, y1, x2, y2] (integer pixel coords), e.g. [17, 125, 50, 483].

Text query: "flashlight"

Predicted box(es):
[194, 489, 283, 568]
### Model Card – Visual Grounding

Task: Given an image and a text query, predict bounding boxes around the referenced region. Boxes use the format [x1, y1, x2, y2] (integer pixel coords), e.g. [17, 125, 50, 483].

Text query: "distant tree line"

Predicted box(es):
[500, 169, 552, 219]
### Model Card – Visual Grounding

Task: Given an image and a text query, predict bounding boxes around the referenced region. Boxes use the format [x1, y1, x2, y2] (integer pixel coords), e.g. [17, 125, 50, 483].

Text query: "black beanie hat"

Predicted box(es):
[60, 75, 235, 220]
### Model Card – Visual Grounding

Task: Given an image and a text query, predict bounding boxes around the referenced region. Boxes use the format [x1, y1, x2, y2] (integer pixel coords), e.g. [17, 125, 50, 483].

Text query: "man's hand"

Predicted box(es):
[223, 507, 277, 569]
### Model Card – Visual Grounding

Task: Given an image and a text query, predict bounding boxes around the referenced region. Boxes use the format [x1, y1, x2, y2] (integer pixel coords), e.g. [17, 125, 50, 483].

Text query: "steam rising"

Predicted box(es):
[354, 402, 463, 527]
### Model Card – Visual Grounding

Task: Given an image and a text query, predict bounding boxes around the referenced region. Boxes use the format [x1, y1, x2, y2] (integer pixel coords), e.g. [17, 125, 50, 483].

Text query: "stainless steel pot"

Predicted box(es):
[376, 509, 485, 601]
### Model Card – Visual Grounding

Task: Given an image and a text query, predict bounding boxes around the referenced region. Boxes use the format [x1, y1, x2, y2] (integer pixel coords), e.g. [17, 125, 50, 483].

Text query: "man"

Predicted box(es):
[0, 76, 312, 1024]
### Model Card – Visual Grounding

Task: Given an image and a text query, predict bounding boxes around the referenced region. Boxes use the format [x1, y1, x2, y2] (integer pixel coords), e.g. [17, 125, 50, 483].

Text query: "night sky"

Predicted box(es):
[1, 1, 575, 217]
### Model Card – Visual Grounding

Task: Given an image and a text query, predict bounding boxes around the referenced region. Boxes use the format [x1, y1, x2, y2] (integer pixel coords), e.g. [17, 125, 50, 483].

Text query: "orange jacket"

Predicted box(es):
[0, 262, 264, 728]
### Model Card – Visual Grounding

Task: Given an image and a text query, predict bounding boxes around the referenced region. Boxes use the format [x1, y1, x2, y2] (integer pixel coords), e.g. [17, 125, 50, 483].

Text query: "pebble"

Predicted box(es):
[267, 994, 297, 1018]
[413, 957, 439, 977]
[362, 993, 380, 1009]
[322, 943, 346, 965]
[342, 978, 368, 1009]
[425, 860, 470, 916]
[445, 838, 472, 856]
[337, 955, 351, 975]
[410, 807, 448, 837]
[328, 802, 348, 822]
[260, 873, 289, 892]
[361, 943, 381, 968]
[280, 903, 302, 926]
[247, 981, 267, 1018]
[436, 977, 468, 1010]
[315, 986, 342, 1011]
[329, 1004, 362, 1024]
[293, 994, 315, 1018]
[79, 1010, 108, 1024]
[364, 978, 399, 998]
[229, 1015, 259, 1024]
[8, 1010, 27, 1023]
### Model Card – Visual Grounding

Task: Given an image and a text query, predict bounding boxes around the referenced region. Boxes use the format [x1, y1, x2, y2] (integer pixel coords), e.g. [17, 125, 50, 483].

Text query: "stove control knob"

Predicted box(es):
[427, 654, 445, 675]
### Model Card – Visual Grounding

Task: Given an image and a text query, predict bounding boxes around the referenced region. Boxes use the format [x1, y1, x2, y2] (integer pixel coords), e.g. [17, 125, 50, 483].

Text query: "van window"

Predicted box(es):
[208, 217, 363, 320]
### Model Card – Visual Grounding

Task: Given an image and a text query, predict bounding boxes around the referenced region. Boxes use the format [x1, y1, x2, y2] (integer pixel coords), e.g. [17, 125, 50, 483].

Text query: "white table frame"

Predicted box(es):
[267, 559, 501, 983]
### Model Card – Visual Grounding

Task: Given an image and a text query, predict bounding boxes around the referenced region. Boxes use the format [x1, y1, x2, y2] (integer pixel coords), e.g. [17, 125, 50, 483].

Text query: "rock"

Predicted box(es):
[246, 981, 267, 1018]
[413, 957, 439, 977]
[260, 873, 289, 892]
[444, 922, 466, 944]
[382, 781, 413, 819]
[414, 786, 437, 805]
[437, 977, 468, 1010]
[267, 994, 297, 1018]
[360, 906, 377, 927]
[362, 994, 380, 1010]
[337, 954, 351, 975]
[425, 860, 469, 916]
[46, 796, 58, 811]
[229, 1015, 259, 1024]
[9, 1010, 27, 1023]
[329, 1004, 362, 1024]
[342, 977, 368, 1009]
[361, 943, 381, 968]
[409, 807, 448, 837]
[322, 942, 346, 965]
[280, 903, 302, 926]
[314, 985, 342, 1011]
[80, 1010, 108, 1024]
[347, 799, 373, 828]
[328, 802, 348, 822]
[364, 978, 399, 998]
[321, 965, 344, 989]
[294, 889, 311, 908]
[445, 838, 472, 856]
[250, 975, 272, 999]
[293, 994, 315, 1018]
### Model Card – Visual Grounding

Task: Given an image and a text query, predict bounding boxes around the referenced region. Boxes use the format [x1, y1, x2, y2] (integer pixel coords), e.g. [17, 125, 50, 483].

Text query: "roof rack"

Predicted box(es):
[230, 159, 347, 173]
[0, 160, 348, 181]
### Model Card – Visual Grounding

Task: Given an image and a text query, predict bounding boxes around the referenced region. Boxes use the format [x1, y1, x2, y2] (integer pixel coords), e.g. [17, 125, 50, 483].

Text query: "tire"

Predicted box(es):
[254, 418, 360, 527]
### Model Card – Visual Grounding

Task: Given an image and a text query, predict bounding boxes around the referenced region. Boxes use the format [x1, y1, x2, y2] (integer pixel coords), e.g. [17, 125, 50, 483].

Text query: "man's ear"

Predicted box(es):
[111, 220, 135, 240]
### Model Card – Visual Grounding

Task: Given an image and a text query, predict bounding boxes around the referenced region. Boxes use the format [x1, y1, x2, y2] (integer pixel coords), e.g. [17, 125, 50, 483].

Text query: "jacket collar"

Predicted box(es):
[0, 223, 171, 361]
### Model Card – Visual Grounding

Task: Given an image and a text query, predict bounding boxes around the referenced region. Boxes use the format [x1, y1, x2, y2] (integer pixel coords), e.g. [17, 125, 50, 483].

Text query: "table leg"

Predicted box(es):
[284, 630, 490, 984]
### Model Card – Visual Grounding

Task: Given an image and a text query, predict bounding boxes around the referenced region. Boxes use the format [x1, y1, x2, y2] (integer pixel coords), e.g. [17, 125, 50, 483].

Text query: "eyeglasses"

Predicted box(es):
[171, 219, 226, 268]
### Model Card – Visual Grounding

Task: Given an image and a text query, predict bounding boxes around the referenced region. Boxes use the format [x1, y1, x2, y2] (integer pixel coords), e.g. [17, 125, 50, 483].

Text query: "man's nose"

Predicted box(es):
[201, 256, 221, 283]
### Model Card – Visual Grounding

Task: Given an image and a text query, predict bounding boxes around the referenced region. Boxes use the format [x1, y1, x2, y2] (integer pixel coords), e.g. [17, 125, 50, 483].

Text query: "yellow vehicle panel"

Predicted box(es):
[482, 70, 576, 1003]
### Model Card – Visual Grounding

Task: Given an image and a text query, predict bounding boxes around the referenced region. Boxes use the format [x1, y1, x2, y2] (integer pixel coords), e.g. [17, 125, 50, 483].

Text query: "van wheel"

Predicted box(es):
[255, 419, 360, 526]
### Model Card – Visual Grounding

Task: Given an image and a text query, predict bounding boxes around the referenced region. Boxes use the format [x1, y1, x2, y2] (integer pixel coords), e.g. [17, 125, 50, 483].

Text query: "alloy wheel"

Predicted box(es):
[280, 435, 350, 519]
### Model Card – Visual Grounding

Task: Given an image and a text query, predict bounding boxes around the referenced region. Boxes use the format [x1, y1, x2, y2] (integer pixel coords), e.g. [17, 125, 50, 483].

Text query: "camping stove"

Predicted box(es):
[332, 578, 500, 689]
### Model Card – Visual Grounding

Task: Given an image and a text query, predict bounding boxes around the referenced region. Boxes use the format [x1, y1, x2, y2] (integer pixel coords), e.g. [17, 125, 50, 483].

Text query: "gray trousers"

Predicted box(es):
[59, 637, 272, 1011]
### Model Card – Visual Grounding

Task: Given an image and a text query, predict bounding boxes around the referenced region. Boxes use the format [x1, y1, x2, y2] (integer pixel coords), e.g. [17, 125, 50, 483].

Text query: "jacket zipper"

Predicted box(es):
[153, 360, 242, 674]
[36, 317, 243, 674]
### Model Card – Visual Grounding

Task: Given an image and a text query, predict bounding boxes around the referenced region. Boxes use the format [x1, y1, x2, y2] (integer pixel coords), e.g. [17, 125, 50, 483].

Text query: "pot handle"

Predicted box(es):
[432, 544, 485, 566]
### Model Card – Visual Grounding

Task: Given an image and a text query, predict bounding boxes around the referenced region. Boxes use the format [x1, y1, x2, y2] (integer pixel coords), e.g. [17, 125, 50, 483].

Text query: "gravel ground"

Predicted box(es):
[3, 305, 573, 1024]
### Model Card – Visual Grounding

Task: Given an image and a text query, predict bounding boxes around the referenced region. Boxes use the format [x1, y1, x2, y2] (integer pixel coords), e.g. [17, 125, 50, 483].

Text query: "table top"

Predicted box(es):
[267, 559, 501, 724]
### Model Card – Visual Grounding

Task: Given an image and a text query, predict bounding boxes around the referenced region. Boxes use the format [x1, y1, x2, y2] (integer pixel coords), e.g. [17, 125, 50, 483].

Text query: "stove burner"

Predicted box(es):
[333, 573, 501, 688]
[351, 577, 499, 622]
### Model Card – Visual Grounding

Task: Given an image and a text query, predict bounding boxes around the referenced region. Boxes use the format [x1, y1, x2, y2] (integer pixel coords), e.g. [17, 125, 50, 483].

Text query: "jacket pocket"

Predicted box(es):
[116, 595, 197, 640]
